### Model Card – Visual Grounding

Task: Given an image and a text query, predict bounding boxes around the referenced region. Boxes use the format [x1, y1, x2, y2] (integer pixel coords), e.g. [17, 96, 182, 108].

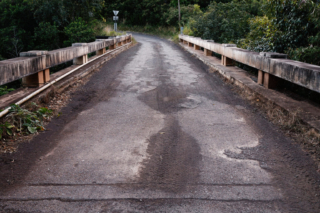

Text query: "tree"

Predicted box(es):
[189, 1, 253, 43]
[63, 17, 95, 47]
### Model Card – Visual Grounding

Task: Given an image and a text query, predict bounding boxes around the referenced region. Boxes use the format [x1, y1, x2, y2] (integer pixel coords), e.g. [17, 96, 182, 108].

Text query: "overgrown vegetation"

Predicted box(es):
[0, 103, 53, 140]
[0, 87, 15, 96]
[182, 0, 320, 66]
[1, 0, 319, 64]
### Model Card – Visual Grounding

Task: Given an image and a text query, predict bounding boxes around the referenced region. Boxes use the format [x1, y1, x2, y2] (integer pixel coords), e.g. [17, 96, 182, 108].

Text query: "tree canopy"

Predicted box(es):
[0, 0, 319, 66]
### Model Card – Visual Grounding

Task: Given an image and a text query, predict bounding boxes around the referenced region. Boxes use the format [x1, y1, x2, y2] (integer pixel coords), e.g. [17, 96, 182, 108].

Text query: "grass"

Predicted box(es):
[93, 21, 126, 37]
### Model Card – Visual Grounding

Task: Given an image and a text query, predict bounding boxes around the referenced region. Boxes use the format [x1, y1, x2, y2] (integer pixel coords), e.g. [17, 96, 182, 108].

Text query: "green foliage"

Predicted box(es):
[266, 0, 315, 53]
[6, 103, 52, 136]
[33, 22, 60, 50]
[119, 24, 178, 39]
[63, 18, 95, 46]
[238, 16, 275, 51]
[30, 0, 105, 28]
[183, 0, 320, 66]
[0, 86, 15, 96]
[0, 122, 15, 139]
[0, 103, 53, 140]
[0, 0, 105, 61]
[183, 26, 194, 36]
[164, 4, 202, 26]
[0, 0, 35, 59]
[189, 1, 253, 43]
[103, 0, 211, 26]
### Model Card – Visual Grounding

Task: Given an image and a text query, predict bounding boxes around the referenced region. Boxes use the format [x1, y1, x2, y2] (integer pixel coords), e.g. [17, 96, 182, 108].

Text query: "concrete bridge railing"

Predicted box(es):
[179, 35, 320, 93]
[0, 34, 132, 87]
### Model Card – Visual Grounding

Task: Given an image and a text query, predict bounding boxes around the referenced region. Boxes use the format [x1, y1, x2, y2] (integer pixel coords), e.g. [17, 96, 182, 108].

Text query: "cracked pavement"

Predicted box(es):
[0, 34, 319, 213]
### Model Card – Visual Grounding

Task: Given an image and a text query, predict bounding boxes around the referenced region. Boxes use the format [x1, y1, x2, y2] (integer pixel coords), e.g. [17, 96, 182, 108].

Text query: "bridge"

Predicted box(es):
[0, 34, 319, 212]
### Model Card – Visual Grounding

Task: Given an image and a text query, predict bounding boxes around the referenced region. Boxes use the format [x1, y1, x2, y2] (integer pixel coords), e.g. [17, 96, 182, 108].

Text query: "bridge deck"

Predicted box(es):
[0, 34, 319, 212]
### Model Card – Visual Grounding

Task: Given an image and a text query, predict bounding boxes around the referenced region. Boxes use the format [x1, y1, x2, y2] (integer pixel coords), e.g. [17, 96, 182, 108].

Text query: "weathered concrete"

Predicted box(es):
[0, 42, 133, 110]
[179, 35, 320, 93]
[43, 69, 50, 83]
[0, 34, 132, 86]
[180, 39, 320, 134]
[96, 48, 106, 56]
[221, 55, 234, 66]
[20, 50, 48, 57]
[204, 49, 212, 56]
[258, 70, 264, 85]
[264, 72, 280, 89]
[22, 71, 44, 87]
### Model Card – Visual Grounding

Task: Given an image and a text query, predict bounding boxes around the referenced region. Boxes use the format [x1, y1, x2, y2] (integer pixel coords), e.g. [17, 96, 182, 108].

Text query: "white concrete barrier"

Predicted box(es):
[179, 35, 320, 92]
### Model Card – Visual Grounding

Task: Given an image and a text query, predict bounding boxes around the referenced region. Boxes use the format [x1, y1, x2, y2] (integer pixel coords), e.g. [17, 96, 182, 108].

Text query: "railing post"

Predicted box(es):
[258, 70, 264, 85]
[20, 51, 49, 87]
[96, 48, 106, 56]
[259, 52, 287, 89]
[263, 73, 280, 89]
[204, 49, 212, 56]
[221, 44, 236, 66]
[22, 71, 44, 87]
[72, 43, 88, 65]
[43, 69, 50, 83]
[221, 55, 234, 66]
[109, 43, 115, 50]
[73, 55, 88, 65]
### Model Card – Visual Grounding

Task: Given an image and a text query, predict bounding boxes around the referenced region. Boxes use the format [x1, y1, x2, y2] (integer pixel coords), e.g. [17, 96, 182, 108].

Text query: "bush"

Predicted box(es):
[33, 22, 59, 50]
[63, 18, 95, 47]
[0, 86, 14, 96]
[189, 1, 253, 43]
[164, 4, 201, 26]
[238, 16, 275, 52]
[266, 0, 315, 53]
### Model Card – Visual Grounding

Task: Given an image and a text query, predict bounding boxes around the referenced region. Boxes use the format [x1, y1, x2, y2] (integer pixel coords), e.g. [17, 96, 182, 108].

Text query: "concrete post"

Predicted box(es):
[43, 69, 50, 83]
[221, 44, 236, 66]
[194, 45, 200, 50]
[259, 52, 287, 89]
[109, 44, 115, 50]
[22, 71, 45, 87]
[20, 51, 48, 87]
[258, 70, 264, 85]
[73, 55, 88, 65]
[96, 48, 106, 56]
[204, 49, 212, 56]
[263, 73, 279, 89]
[221, 56, 234, 66]
[72, 43, 88, 65]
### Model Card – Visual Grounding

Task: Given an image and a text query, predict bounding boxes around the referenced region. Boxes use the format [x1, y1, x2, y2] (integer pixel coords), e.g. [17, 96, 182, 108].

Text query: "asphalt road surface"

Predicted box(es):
[1, 34, 320, 213]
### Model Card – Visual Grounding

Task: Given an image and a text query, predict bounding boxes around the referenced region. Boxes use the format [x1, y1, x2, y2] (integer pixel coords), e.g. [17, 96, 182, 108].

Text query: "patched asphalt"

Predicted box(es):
[0, 34, 319, 213]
